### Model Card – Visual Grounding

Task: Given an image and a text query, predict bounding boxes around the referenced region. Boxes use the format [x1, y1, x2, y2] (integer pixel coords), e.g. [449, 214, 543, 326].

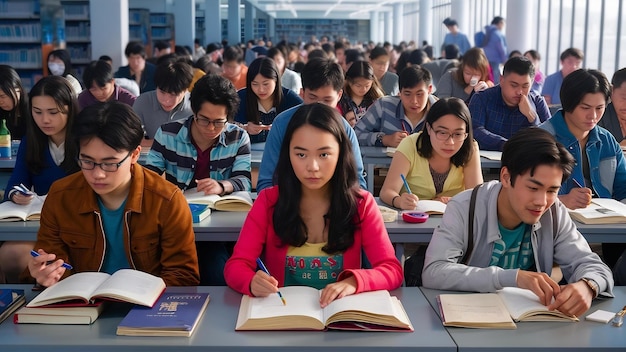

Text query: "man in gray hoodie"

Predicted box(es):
[423, 127, 613, 318]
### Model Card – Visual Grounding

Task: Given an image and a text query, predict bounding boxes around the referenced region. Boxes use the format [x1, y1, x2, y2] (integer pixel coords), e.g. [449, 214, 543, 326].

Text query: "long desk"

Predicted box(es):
[421, 286, 626, 351]
[0, 285, 456, 352]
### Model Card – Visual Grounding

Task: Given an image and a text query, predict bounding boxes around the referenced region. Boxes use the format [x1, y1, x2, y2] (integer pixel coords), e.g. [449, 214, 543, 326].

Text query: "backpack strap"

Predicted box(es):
[460, 184, 482, 264]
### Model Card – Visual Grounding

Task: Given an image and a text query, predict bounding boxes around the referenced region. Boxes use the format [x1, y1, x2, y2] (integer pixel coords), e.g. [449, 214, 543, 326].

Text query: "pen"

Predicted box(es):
[255, 258, 286, 305]
[572, 179, 584, 188]
[400, 174, 412, 194]
[31, 250, 73, 270]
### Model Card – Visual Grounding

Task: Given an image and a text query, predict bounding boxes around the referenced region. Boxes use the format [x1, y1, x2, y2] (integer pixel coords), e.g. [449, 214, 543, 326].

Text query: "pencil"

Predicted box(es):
[572, 178, 584, 188]
[256, 258, 286, 305]
[400, 173, 412, 194]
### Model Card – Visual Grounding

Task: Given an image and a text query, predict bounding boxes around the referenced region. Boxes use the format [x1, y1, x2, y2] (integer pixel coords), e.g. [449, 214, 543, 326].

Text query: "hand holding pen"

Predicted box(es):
[10, 183, 35, 205]
[564, 178, 593, 210]
[27, 249, 72, 288]
[252, 258, 286, 305]
[394, 174, 419, 210]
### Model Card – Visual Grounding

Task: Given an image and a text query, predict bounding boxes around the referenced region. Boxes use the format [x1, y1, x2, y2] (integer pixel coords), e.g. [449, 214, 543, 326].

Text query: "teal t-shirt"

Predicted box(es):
[97, 197, 130, 274]
[283, 242, 344, 289]
[490, 222, 534, 270]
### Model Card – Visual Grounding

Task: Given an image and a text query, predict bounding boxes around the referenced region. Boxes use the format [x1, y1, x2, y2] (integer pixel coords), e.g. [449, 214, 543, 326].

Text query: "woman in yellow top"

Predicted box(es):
[380, 97, 482, 209]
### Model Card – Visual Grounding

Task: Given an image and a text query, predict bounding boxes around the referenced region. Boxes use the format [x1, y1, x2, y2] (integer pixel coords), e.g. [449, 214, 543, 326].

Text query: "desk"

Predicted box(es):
[0, 285, 456, 352]
[421, 286, 626, 351]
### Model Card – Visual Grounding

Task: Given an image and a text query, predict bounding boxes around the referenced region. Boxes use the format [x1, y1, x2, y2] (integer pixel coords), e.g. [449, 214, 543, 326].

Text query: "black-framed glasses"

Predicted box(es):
[76, 152, 132, 172]
[432, 130, 468, 142]
[194, 117, 227, 128]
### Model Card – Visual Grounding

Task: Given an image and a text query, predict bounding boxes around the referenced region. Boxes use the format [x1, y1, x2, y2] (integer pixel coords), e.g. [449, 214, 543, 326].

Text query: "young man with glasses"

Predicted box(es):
[145, 74, 251, 285]
[26, 102, 200, 287]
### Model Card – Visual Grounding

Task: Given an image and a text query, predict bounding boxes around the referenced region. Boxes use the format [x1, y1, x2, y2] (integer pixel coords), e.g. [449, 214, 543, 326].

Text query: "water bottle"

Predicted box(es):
[0, 119, 11, 159]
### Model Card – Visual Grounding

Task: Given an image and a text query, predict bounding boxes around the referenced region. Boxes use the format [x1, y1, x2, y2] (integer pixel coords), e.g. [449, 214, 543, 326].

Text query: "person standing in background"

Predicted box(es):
[482, 16, 508, 84]
[441, 18, 471, 56]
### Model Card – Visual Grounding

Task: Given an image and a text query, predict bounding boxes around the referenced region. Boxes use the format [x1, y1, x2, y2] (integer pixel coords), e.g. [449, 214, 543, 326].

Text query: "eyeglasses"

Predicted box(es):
[194, 117, 227, 128]
[432, 130, 468, 142]
[76, 152, 132, 172]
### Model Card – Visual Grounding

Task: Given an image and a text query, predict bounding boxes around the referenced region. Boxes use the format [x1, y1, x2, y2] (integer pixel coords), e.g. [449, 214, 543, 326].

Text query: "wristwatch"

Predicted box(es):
[580, 277, 599, 298]
[216, 181, 226, 197]
[376, 133, 385, 146]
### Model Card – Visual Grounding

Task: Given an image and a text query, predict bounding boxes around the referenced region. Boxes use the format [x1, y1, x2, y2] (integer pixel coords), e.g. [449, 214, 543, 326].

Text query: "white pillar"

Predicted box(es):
[506, 0, 533, 53]
[451, 0, 470, 37]
[419, 0, 432, 46]
[268, 16, 275, 42]
[244, 1, 255, 42]
[172, 0, 194, 49]
[228, 0, 241, 45]
[370, 11, 379, 44]
[393, 3, 403, 46]
[205, 0, 221, 44]
[90, 0, 128, 69]
[384, 11, 393, 44]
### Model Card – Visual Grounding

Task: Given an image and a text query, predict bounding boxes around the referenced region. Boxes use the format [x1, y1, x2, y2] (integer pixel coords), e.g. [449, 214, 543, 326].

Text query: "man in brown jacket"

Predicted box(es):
[26, 102, 199, 287]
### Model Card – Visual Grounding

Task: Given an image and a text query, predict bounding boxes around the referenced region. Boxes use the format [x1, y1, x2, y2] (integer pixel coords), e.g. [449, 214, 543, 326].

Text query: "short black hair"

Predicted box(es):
[222, 45, 243, 63]
[491, 16, 505, 25]
[560, 47, 584, 61]
[369, 46, 388, 61]
[83, 60, 114, 88]
[345, 49, 364, 66]
[154, 40, 170, 51]
[501, 127, 574, 186]
[301, 57, 344, 92]
[612, 67, 626, 90]
[190, 74, 240, 121]
[398, 65, 432, 90]
[503, 56, 535, 78]
[560, 69, 611, 113]
[74, 101, 144, 152]
[154, 61, 194, 94]
[124, 41, 146, 58]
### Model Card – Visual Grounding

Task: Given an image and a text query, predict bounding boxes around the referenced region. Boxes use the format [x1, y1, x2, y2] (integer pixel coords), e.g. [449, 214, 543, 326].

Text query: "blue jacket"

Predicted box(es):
[4, 137, 71, 201]
[482, 25, 508, 65]
[540, 110, 626, 200]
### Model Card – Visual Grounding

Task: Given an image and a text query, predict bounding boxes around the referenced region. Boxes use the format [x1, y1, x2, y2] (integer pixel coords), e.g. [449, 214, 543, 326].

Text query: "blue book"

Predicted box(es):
[0, 288, 26, 324]
[116, 289, 210, 337]
[189, 203, 211, 223]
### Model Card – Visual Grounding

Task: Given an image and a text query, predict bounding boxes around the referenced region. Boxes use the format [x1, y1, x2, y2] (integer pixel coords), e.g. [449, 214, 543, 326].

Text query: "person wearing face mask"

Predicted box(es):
[47, 49, 83, 97]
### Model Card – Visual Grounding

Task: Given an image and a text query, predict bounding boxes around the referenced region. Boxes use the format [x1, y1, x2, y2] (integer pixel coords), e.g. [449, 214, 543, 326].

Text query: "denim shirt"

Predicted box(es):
[540, 110, 626, 200]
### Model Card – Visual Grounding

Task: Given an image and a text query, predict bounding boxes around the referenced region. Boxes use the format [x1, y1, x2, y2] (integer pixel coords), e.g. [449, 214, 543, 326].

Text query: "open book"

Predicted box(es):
[0, 196, 45, 221]
[236, 287, 413, 331]
[184, 188, 253, 212]
[385, 147, 397, 157]
[415, 200, 447, 214]
[568, 198, 626, 224]
[479, 150, 502, 161]
[27, 269, 165, 308]
[438, 287, 578, 329]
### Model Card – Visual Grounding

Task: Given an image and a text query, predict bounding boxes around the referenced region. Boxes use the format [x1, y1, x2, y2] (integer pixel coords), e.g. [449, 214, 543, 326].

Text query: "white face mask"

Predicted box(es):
[48, 62, 65, 76]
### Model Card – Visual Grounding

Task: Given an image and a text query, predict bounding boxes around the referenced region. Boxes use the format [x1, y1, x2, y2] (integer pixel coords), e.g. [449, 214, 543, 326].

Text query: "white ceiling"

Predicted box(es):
[245, 0, 413, 20]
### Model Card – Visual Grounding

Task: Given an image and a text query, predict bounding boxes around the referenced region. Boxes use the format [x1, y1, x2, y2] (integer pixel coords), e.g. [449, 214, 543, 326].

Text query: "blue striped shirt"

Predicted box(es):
[145, 116, 252, 191]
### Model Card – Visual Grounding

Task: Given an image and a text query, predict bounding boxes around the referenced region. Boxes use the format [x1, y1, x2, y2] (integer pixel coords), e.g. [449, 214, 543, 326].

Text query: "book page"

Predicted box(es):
[214, 191, 253, 211]
[497, 287, 576, 321]
[568, 198, 626, 224]
[183, 188, 220, 207]
[438, 293, 513, 325]
[415, 200, 447, 214]
[27, 272, 111, 307]
[248, 286, 323, 322]
[479, 150, 502, 161]
[91, 269, 165, 307]
[0, 196, 44, 221]
[322, 290, 395, 323]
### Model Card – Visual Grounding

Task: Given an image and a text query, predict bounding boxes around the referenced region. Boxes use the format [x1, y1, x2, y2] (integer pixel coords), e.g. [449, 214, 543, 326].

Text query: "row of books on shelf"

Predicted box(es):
[0, 0, 39, 16]
[0, 48, 42, 68]
[0, 23, 41, 41]
[65, 22, 90, 40]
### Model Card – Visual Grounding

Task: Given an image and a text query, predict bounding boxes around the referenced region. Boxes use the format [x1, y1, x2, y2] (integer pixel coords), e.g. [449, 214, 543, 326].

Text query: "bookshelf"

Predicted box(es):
[61, 0, 90, 81]
[129, 8, 151, 57]
[150, 12, 175, 53]
[274, 19, 369, 44]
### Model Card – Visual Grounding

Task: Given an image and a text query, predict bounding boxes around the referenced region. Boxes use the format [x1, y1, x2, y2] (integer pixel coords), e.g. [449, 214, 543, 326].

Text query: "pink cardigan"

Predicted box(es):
[224, 186, 403, 296]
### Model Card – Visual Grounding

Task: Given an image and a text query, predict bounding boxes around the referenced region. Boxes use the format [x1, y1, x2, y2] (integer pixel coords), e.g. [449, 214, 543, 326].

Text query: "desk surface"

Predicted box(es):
[0, 285, 456, 352]
[421, 286, 626, 352]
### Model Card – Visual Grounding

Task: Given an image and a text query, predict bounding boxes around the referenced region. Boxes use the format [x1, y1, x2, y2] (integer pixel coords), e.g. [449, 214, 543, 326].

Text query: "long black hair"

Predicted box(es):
[26, 76, 79, 174]
[245, 57, 283, 124]
[273, 104, 362, 253]
[0, 65, 28, 139]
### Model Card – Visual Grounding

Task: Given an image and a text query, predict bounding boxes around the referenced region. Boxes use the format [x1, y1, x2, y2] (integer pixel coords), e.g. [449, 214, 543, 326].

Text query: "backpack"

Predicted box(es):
[474, 30, 488, 48]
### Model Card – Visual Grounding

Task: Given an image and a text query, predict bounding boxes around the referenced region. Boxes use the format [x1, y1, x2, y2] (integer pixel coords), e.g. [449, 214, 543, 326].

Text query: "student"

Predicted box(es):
[224, 104, 403, 305]
[540, 68, 626, 271]
[46, 49, 82, 96]
[25, 102, 200, 287]
[436, 47, 493, 102]
[469, 56, 551, 151]
[524, 50, 544, 95]
[337, 61, 384, 127]
[481, 16, 508, 84]
[221, 45, 248, 90]
[441, 17, 471, 55]
[380, 97, 482, 209]
[423, 127, 614, 317]
[256, 57, 367, 192]
[78, 60, 136, 110]
[115, 41, 157, 94]
[542, 48, 584, 106]
[234, 57, 302, 144]
[267, 46, 302, 95]
[598, 67, 626, 143]
[0, 65, 28, 139]
[355, 65, 437, 148]
[133, 60, 193, 140]
[369, 46, 399, 96]
[1, 76, 80, 283]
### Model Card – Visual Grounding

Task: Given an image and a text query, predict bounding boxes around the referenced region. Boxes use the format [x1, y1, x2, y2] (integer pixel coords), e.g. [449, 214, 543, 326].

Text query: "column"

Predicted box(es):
[268, 16, 275, 42]
[384, 10, 393, 44]
[506, 0, 533, 53]
[244, 1, 255, 42]
[90, 0, 129, 69]
[451, 0, 470, 36]
[393, 3, 403, 47]
[204, 0, 221, 44]
[419, 0, 432, 46]
[228, 0, 241, 45]
[172, 0, 195, 49]
[369, 11, 379, 44]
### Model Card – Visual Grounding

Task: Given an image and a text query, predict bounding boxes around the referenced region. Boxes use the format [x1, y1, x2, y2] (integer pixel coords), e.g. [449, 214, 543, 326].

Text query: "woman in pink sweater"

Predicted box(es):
[224, 104, 402, 307]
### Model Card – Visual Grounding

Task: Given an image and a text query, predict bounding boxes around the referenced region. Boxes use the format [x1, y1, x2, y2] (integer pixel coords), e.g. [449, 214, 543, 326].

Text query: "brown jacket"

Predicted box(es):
[24, 164, 200, 286]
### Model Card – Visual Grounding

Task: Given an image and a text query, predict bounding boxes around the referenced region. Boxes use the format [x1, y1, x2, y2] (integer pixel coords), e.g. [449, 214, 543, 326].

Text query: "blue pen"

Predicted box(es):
[31, 250, 73, 270]
[400, 174, 412, 194]
[256, 258, 286, 305]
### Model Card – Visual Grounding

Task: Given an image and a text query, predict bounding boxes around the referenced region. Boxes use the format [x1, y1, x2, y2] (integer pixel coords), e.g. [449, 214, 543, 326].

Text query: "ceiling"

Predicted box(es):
[244, 0, 413, 20]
